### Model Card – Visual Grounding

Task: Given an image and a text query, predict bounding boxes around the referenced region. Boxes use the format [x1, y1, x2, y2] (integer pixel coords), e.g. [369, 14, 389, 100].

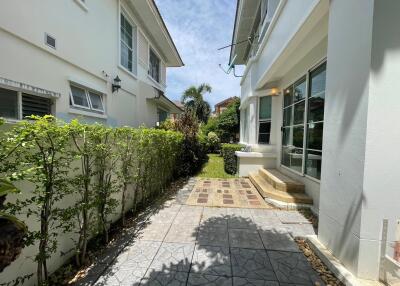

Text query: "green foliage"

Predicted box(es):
[206, 132, 220, 153]
[0, 117, 183, 284]
[174, 111, 207, 176]
[197, 154, 236, 179]
[158, 119, 175, 131]
[1, 115, 73, 285]
[221, 143, 243, 175]
[216, 98, 240, 143]
[200, 117, 218, 136]
[182, 83, 212, 123]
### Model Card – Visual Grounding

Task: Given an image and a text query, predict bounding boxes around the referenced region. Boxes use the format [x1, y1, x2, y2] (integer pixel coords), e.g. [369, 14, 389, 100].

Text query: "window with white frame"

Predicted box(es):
[0, 87, 52, 120]
[69, 85, 105, 113]
[258, 96, 272, 144]
[120, 13, 137, 74]
[281, 62, 326, 180]
[149, 48, 160, 82]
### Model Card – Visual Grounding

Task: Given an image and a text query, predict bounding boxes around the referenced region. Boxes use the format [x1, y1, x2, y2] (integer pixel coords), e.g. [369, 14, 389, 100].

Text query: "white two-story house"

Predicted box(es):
[0, 0, 183, 127]
[231, 0, 399, 283]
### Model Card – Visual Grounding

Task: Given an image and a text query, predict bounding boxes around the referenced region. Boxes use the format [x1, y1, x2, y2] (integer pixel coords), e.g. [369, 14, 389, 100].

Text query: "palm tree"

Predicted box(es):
[181, 83, 212, 123]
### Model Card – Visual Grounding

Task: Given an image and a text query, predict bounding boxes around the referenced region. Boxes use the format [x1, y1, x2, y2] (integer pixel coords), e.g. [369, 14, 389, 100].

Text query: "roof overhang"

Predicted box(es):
[148, 88, 184, 114]
[230, 0, 260, 65]
[128, 0, 184, 67]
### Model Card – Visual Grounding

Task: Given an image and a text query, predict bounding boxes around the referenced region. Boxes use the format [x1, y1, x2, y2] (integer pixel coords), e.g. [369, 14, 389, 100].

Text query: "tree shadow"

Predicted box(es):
[93, 209, 324, 286]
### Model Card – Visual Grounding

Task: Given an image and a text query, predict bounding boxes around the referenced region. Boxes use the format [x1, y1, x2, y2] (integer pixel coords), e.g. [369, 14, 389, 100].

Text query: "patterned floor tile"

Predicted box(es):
[267, 250, 324, 285]
[232, 277, 279, 286]
[138, 223, 170, 241]
[149, 242, 195, 272]
[187, 274, 232, 286]
[197, 226, 229, 247]
[258, 227, 300, 252]
[190, 245, 231, 276]
[229, 229, 264, 249]
[230, 248, 277, 281]
[140, 270, 188, 286]
[164, 224, 199, 243]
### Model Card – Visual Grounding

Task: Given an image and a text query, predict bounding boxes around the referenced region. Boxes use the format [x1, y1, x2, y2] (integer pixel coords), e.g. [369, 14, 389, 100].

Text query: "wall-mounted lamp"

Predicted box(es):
[112, 76, 121, 93]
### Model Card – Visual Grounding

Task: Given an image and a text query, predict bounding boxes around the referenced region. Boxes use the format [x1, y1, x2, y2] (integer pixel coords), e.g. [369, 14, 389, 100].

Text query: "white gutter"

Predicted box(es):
[239, 0, 288, 86]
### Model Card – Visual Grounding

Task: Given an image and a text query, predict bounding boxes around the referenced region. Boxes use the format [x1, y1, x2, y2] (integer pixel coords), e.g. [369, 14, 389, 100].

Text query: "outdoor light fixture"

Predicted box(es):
[112, 76, 121, 93]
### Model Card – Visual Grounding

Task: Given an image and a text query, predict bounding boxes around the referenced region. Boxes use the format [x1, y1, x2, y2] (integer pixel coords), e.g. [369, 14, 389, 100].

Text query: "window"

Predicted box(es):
[0, 87, 52, 120]
[120, 13, 137, 74]
[258, 96, 272, 144]
[158, 108, 168, 123]
[281, 62, 326, 179]
[149, 48, 160, 82]
[70, 85, 104, 113]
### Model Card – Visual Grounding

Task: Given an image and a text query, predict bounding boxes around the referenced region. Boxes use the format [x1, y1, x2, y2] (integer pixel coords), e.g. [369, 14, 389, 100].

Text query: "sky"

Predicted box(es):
[155, 0, 241, 110]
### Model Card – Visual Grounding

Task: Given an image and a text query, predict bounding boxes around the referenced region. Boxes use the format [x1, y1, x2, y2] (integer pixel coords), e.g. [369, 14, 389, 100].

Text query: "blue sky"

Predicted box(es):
[155, 0, 241, 110]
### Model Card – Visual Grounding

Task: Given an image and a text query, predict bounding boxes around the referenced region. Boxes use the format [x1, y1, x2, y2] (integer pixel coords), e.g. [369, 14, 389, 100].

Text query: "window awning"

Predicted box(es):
[0, 77, 61, 98]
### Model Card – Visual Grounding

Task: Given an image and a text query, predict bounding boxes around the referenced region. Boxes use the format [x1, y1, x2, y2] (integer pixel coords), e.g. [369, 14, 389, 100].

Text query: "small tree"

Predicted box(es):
[114, 127, 135, 226]
[2, 116, 72, 285]
[216, 98, 240, 143]
[91, 125, 118, 244]
[63, 120, 98, 266]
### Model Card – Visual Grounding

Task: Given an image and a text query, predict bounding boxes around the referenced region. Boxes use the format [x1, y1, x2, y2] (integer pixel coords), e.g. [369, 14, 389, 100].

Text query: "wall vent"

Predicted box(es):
[45, 33, 56, 49]
[22, 94, 52, 118]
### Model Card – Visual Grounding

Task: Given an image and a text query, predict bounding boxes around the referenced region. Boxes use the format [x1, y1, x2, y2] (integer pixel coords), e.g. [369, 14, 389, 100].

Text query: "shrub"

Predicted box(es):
[216, 98, 240, 143]
[207, 132, 220, 153]
[174, 111, 207, 176]
[221, 143, 243, 175]
[0, 117, 183, 285]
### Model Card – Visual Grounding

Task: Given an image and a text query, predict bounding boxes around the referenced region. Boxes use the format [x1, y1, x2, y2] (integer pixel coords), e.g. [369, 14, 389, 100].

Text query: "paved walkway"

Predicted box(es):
[83, 178, 322, 286]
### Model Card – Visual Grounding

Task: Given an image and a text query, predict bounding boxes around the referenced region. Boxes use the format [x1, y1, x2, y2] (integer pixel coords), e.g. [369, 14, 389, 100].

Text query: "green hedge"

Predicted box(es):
[221, 143, 243, 175]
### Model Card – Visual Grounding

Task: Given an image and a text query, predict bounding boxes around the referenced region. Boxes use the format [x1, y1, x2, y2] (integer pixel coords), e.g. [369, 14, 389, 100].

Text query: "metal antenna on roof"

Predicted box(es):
[217, 36, 252, 51]
[219, 55, 243, 77]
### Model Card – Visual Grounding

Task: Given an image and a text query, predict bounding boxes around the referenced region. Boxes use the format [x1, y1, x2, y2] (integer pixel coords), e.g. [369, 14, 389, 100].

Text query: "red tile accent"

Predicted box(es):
[247, 195, 257, 200]
[223, 194, 233, 199]
[223, 199, 234, 204]
[197, 198, 207, 203]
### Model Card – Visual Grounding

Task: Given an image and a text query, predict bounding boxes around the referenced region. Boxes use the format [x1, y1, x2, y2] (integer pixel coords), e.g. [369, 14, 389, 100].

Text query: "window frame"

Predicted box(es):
[69, 84, 105, 113]
[119, 8, 138, 76]
[280, 59, 327, 181]
[257, 95, 272, 145]
[0, 86, 53, 121]
[148, 47, 161, 83]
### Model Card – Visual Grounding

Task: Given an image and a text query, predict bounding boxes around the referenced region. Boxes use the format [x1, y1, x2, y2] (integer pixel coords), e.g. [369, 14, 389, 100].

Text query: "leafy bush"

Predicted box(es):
[221, 143, 243, 175]
[200, 117, 218, 136]
[0, 117, 183, 285]
[174, 111, 207, 176]
[207, 132, 220, 153]
[216, 98, 240, 143]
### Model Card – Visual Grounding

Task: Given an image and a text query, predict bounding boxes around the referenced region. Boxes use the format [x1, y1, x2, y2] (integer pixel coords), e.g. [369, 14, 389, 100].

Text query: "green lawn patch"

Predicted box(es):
[196, 153, 236, 179]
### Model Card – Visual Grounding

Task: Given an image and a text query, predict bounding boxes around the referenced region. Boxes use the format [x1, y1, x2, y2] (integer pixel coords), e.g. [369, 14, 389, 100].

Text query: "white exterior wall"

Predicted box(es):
[319, 0, 400, 280]
[238, 0, 328, 212]
[0, 0, 169, 127]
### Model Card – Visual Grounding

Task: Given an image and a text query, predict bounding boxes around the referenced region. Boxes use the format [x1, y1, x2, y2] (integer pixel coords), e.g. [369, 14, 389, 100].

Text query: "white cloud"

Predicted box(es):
[155, 0, 241, 109]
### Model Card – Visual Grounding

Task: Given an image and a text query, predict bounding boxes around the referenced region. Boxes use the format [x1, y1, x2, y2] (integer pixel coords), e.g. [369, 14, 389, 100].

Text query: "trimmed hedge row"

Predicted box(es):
[221, 143, 243, 175]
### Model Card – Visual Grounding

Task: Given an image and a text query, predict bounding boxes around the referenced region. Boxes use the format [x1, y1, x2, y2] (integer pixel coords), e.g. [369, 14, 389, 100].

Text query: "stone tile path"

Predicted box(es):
[80, 178, 323, 286]
[186, 178, 270, 209]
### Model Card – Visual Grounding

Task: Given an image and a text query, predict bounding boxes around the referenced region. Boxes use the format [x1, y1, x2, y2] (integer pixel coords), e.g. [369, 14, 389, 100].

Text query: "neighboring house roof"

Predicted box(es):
[172, 100, 185, 110]
[214, 96, 239, 110]
[130, 0, 184, 67]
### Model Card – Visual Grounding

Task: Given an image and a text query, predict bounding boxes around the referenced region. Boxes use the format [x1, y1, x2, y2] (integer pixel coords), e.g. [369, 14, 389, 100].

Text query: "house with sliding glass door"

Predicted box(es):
[0, 0, 183, 127]
[231, 0, 400, 283]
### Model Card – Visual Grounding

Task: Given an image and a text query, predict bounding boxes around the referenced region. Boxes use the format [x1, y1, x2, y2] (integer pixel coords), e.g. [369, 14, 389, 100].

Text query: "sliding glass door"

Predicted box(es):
[281, 62, 326, 180]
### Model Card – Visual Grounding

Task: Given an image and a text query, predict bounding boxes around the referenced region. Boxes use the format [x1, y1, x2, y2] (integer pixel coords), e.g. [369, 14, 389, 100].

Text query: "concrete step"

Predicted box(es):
[258, 168, 305, 193]
[249, 172, 313, 205]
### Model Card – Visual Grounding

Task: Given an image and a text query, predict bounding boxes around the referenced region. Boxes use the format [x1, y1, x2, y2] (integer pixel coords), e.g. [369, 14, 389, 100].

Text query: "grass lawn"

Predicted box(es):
[196, 153, 237, 179]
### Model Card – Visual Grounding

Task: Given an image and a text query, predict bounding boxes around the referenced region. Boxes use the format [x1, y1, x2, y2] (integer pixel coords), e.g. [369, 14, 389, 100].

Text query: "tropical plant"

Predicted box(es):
[216, 98, 240, 143]
[181, 83, 212, 123]
[206, 132, 220, 153]
[174, 111, 207, 176]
